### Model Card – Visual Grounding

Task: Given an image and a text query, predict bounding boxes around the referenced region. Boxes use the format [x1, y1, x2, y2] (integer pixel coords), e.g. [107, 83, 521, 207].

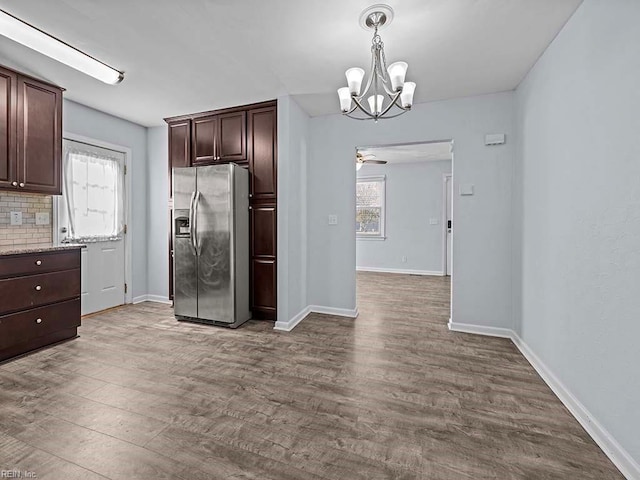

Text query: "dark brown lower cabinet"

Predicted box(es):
[0, 248, 82, 362]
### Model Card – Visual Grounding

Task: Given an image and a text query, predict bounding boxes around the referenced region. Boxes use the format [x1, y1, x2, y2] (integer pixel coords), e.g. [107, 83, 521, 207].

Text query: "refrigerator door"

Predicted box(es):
[195, 165, 234, 323]
[172, 168, 198, 318]
[233, 166, 251, 323]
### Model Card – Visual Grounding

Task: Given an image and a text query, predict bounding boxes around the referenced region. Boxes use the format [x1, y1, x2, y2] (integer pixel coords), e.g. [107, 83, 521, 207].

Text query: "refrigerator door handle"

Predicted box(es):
[188, 191, 197, 255]
[193, 191, 202, 256]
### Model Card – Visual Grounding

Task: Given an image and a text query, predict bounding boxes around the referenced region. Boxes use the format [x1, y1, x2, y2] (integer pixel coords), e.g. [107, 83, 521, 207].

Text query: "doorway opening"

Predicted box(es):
[355, 140, 453, 324]
[55, 135, 131, 316]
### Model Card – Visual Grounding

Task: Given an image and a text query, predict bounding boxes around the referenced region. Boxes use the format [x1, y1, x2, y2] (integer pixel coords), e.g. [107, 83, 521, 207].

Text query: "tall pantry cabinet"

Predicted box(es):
[165, 100, 277, 321]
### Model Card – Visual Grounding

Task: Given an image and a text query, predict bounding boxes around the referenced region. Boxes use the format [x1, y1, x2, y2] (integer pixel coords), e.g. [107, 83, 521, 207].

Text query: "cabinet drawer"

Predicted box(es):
[0, 299, 80, 351]
[0, 269, 80, 315]
[0, 250, 80, 279]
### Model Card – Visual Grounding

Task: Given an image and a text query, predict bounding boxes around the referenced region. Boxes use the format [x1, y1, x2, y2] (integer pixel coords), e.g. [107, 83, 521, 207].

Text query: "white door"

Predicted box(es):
[445, 174, 453, 276]
[58, 139, 127, 315]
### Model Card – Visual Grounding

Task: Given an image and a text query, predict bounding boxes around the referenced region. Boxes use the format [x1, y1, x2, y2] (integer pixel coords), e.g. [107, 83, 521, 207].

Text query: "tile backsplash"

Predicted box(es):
[0, 193, 53, 247]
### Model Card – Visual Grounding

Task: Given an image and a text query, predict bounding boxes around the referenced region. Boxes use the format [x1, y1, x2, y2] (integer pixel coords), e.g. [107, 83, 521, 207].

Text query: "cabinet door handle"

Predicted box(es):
[36, 318, 42, 324]
[11, 181, 17, 187]
[35, 260, 42, 266]
[19, 183, 25, 188]
[35, 285, 42, 291]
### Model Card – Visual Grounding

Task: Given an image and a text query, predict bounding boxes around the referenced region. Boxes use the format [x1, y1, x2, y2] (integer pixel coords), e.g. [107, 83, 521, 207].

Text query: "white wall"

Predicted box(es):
[63, 100, 148, 300]
[307, 93, 514, 328]
[514, 0, 640, 473]
[277, 96, 309, 323]
[356, 160, 451, 274]
[146, 126, 170, 301]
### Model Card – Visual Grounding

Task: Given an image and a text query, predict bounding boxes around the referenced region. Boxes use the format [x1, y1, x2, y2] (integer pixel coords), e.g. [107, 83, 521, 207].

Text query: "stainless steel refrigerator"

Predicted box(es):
[172, 164, 251, 328]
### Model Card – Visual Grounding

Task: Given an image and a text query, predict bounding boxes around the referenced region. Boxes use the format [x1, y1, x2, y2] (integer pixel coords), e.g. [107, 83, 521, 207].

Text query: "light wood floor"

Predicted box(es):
[0, 272, 623, 479]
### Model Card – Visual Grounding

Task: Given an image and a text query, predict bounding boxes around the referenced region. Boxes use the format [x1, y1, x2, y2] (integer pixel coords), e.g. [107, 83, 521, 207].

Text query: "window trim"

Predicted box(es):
[356, 174, 386, 239]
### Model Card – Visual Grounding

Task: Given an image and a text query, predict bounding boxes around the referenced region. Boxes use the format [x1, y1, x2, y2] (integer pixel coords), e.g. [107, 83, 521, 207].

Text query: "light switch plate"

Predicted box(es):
[35, 212, 50, 225]
[460, 184, 474, 196]
[10, 211, 22, 226]
[328, 214, 338, 226]
[429, 218, 439, 225]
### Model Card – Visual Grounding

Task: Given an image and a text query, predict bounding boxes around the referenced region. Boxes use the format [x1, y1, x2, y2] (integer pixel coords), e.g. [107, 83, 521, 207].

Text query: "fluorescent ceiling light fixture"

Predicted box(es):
[0, 9, 124, 84]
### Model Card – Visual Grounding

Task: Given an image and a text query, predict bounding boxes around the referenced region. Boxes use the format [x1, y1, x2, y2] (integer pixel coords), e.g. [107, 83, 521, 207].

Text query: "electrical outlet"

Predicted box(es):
[401, 256, 407, 263]
[328, 214, 338, 226]
[10, 211, 22, 226]
[429, 218, 439, 225]
[35, 212, 50, 225]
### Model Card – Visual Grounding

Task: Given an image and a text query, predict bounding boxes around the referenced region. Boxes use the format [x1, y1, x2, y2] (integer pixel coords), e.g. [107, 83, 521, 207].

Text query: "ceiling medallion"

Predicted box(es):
[338, 4, 415, 122]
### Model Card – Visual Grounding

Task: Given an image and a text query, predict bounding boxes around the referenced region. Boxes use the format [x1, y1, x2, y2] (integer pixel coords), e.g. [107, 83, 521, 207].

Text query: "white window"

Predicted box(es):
[62, 141, 125, 242]
[356, 175, 386, 238]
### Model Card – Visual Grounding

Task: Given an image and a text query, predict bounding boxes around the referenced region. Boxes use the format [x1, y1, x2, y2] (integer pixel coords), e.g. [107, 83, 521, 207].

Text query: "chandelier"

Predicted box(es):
[337, 5, 416, 121]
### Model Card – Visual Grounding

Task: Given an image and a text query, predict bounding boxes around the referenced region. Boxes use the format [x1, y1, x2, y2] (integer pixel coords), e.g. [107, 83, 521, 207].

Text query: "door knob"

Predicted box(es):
[19, 182, 25, 188]
[11, 181, 17, 187]
[35, 285, 42, 291]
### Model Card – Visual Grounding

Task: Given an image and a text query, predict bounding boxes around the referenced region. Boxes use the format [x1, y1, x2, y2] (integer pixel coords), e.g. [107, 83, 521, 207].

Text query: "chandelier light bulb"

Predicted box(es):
[345, 67, 365, 96]
[337, 87, 352, 112]
[400, 82, 416, 108]
[368, 95, 384, 115]
[387, 61, 408, 91]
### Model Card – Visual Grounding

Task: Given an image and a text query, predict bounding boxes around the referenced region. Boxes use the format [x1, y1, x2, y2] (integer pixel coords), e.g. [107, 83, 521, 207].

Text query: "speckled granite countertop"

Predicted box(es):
[0, 243, 86, 256]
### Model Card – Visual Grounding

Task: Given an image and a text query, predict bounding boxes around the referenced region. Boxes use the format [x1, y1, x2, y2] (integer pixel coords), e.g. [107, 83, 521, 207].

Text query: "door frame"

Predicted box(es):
[53, 132, 133, 305]
[442, 173, 453, 276]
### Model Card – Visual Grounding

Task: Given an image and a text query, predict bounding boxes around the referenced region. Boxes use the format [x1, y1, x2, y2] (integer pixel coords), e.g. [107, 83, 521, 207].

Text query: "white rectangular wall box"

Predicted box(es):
[485, 133, 506, 145]
[460, 184, 474, 196]
[35, 212, 50, 225]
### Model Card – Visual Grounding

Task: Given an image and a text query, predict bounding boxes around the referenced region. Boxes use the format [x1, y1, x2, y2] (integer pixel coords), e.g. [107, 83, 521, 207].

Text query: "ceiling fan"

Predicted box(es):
[356, 152, 387, 170]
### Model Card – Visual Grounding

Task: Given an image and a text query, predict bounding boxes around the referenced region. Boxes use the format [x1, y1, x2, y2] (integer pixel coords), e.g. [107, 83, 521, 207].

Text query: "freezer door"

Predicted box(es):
[172, 168, 198, 318]
[195, 165, 234, 323]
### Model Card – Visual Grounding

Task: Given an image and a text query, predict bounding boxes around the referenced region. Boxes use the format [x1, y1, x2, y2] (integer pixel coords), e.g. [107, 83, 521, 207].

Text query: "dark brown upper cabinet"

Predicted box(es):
[0, 66, 17, 191]
[168, 119, 191, 194]
[192, 115, 217, 165]
[218, 111, 246, 162]
[191, 111, 247, 166]
[0, 64, 63, 195]
[169, 120, 191, 170]
[248, 106, 277, 200]
[17, 76, 62, 195]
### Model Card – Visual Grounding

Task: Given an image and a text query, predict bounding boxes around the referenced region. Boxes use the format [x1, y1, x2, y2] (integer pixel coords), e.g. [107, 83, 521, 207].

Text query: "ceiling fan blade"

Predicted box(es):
[365, 159, 387, 164]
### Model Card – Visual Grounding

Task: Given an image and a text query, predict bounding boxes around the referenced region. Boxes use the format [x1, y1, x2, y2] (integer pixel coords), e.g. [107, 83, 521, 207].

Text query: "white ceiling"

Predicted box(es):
[0, 0, 582, 127]
[359, 142, 452, 165]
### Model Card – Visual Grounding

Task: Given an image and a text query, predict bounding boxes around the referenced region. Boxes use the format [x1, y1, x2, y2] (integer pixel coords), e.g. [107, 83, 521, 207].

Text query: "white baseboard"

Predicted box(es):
[511, 332, 640, 480]
[309, 305, 359, 318]
[357, 266, 444, 276]
[274, 306, 311, 332]
[448, 320, 513, 338]
[273, 305, 358, 333]
[132, 295, 172, 305]
[450, 322, 639, 479]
